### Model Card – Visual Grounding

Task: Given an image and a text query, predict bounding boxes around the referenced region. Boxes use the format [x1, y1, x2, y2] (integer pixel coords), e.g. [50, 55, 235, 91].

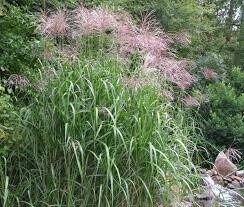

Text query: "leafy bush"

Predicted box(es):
[198, 69, 244, 150]
[193, 52, 226, 76]
[227, 67, 244, 95]
[0, 83, 16, 155]
[0, 5, 39, 75]
[5, 0, 77, 10]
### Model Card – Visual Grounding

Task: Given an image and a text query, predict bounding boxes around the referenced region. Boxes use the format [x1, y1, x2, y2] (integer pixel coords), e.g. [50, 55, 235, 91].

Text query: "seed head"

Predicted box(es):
[38, 9, 70, 38]
[202, 68, 218, 80]
[182, 95, 200, 107]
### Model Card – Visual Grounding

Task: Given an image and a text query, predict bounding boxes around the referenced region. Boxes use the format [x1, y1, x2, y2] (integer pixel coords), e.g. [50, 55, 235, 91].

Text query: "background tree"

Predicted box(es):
[235, 1, 244, 69]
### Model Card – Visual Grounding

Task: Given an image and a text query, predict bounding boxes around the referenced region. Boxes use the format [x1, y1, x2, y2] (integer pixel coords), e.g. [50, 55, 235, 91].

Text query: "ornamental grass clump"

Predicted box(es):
[0, 5, 201, 206]
[0, 56, 198, 206]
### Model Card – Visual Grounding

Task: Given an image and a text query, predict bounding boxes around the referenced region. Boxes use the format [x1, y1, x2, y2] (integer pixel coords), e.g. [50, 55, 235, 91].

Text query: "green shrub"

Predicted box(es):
[5, 0, 77, 10]
[0, 5, 39, 75]
[198, 71, 244, 150]
[227, 67, 244, 95]
[193, 52, 226, 76]
[0, 83, 16, 155]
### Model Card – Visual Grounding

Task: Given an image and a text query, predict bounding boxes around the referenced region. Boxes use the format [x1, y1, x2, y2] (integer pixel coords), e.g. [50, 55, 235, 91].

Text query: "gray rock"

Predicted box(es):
[224, 180, 229, 186]
[200, 168, 207, 174]
[200, 174, 244, 206]
[231, 175, 243, 182]
[170, 200, 193, 207]
[180, 201, 193, 207]
[236, 170, 244, 177]
[223, 177, 232, 183]
[213, 151, 237, 176]
[212, 169, 218, 176]
[227, 183, 236, 189]
[206, 170, 213, 176]
[212, 175, 224, 185]
[231, 180, 241, 189]
[197, 195, 215, 207]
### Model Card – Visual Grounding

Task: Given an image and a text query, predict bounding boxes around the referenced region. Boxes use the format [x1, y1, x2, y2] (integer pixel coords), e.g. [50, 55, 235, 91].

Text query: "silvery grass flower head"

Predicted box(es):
[144, 54, 196, 89]
[202, 68, 218, 80]
[182, 95, 200, 107]
[116, 12, 172, 56]
[59, 45, 79, 63]
[38, 9, 70, 38]
[7, 74, 29, 88]
[160, 59, 197, 89]
[73, 5, 118, 35]
[36, 6, 197, 90]
[116, 12, 196, 89]
[160, 90, 175, 101]
[172, 32, 191, 46]
[225, 148, 242, 162]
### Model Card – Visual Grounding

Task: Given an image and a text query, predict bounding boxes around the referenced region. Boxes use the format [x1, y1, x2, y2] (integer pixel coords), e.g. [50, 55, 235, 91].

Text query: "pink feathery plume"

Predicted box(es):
[160, 90, 174, 101]
[172, 32, 191, 46]
[116, 13, 172, 56]
[74, 6, 118, 35]
[202, 68, 218, 80]
[38, 9, 70, 38]
[143, 54, 196, 89]
[182, 95, 200, 107]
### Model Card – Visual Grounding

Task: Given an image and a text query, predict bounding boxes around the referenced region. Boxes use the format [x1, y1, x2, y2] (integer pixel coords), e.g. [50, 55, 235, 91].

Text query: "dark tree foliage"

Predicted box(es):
[0, 5, 39, 75]
[235, 2, 244, 69]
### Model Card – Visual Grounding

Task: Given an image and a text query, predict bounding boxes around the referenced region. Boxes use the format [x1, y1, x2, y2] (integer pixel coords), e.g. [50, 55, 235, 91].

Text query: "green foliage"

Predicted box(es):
[198, 68, 244, 150]
[5, 0, 77, 9]
[194, 52, 226, 74]
[227, 67, 244, 94]
[0, 5, 39, 74]
[78, 34, 114, 58]
[1, 0, 243, 205]
[0, 83, 16, 155]
[235, 3, 244, 69]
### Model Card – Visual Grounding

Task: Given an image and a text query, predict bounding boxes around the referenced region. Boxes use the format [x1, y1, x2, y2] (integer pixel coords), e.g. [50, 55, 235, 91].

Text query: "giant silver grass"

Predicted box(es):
[115, 13, 196, 89]
[0, 58, 197, 206]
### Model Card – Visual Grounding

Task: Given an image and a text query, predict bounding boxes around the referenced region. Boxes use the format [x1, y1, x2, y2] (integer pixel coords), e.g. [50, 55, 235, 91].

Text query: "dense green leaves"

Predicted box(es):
[235, 3, 244, 69]
[198, 67, 244, 150]
[0, 5, 39, 74]
[0, 83, 16, 155]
